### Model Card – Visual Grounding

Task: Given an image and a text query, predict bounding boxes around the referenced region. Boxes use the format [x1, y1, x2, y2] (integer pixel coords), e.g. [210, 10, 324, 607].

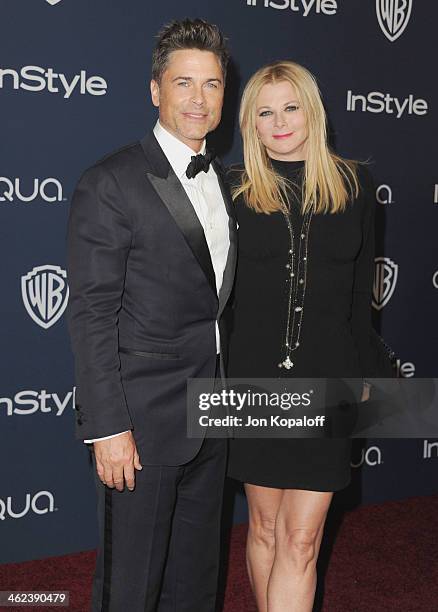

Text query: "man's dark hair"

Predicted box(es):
[152, 18, 229, 83]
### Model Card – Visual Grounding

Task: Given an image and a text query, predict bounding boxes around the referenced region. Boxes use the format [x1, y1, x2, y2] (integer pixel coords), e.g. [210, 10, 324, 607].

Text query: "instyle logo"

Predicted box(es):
[0, 177, 64, 203]
[21, 265, 69, 329]
[423, 439, 438, 459]
[376, 0, 413, 42]
[0, 66, 107, 99]
[245, 0, 337, 16]
[0, 387, 75, 417]
[346, 90, 428, 118]
[0, 491, 56, 521]
[373, 257, 398, 310]
[351, 445, 382, 468]
[376, 184, 395, 204]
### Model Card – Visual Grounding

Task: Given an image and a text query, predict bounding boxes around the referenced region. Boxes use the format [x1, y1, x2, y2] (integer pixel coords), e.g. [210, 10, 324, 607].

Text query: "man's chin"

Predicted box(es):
[179, 130, 209, 146]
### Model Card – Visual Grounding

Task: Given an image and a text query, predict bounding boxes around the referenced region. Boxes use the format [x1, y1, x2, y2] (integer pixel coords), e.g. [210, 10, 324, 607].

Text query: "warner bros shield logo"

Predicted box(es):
[376, 0, 413, 42]
[21, 265, 69, 329]
[373, 257, 398, 310]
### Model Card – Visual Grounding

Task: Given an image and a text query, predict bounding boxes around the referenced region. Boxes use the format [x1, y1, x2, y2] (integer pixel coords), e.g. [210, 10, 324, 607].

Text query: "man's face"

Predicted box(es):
[151, 49, 224, 152]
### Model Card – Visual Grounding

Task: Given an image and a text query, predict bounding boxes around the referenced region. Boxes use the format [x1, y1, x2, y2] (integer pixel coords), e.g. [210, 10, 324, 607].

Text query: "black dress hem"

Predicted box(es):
[227, 471, 351, 493]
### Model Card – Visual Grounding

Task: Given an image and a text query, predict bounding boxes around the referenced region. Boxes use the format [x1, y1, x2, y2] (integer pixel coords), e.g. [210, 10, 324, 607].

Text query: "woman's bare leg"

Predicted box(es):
[267, 489, 333, 612]
[244, 483, 284, 612]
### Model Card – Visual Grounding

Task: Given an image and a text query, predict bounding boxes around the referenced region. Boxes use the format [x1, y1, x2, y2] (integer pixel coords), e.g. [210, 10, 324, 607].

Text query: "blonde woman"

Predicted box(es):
[227, 61, 389, 611]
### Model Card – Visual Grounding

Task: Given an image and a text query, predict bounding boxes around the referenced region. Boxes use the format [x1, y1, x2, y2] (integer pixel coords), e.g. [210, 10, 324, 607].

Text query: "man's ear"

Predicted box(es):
[150, 80, 160, 108]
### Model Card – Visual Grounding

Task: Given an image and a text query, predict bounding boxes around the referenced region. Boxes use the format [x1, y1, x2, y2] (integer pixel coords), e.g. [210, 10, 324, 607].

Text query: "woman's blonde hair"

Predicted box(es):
[232, 61, 359, 214]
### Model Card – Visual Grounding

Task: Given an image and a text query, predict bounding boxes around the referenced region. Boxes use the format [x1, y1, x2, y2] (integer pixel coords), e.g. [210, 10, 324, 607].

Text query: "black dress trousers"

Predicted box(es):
[91, 435, 227, 612]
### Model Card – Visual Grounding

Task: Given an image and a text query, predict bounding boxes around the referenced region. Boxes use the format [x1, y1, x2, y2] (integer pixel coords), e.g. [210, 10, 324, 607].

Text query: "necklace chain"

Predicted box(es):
[278, 203, 313, 370]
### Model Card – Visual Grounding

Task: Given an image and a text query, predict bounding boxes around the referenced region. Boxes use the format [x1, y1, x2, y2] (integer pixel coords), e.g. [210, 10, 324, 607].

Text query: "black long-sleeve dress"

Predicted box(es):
[227, 158, 385, 491]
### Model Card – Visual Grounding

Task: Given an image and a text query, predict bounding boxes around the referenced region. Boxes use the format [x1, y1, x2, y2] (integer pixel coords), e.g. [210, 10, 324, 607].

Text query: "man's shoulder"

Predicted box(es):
[90, 140, 145, 176]
[75, 137, 153, 192]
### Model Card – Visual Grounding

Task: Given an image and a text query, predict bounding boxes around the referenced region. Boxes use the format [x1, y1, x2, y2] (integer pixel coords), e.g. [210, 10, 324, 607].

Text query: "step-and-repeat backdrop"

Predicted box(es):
[1, 1, 437, 563]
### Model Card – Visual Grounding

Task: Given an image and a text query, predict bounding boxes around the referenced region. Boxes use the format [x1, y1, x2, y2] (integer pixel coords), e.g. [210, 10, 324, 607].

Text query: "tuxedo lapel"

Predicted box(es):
[141, 132, 217, 297]
[212, 159, 238, 318]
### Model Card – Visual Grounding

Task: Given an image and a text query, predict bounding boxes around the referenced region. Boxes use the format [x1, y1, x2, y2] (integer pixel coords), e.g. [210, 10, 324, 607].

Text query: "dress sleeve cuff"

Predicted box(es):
[84, 430, 130, 444]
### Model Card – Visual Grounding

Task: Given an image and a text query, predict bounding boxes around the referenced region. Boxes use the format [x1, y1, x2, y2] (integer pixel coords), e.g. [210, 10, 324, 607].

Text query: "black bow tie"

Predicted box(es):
[185, 150, 214, 179]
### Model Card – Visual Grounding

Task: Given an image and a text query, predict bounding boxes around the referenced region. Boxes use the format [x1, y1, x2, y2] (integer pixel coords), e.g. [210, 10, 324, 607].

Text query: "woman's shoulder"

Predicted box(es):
[339, 160, 374, 206]
[349, 162, 376, 222]
[355, 162, 374, 193]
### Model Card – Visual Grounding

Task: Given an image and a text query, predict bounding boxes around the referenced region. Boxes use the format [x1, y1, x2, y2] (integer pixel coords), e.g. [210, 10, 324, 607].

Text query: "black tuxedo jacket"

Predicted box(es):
[67, 132, 237, 465]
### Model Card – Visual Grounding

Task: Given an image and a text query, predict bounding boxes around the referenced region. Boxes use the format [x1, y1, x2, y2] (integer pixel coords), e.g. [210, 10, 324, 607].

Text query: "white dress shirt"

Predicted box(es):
[85, 120, 230, 443]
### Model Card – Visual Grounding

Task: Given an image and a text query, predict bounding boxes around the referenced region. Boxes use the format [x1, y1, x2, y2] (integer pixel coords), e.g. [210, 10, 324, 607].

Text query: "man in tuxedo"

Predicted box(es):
[67, 19, 236, 612]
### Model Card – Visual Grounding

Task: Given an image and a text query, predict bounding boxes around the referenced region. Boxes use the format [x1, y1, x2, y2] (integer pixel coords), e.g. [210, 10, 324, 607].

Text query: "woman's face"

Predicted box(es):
[255, 80, 308, 161]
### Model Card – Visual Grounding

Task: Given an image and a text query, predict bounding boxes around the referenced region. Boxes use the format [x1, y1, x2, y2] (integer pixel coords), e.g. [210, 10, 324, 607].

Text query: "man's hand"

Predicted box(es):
[94, 431, 142, 492]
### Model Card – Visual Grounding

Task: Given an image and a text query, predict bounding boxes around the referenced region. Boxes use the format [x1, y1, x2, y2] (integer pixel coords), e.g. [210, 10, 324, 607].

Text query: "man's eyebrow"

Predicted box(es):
[171, 76, 223, 83]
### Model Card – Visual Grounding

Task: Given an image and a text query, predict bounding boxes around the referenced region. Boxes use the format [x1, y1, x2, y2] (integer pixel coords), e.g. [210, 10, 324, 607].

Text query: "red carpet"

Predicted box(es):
[1, 495, 437, 611]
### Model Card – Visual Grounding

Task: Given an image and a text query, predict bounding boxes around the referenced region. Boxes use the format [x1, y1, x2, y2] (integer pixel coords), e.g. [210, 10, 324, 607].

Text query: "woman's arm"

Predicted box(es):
[350, 165, 394, 379]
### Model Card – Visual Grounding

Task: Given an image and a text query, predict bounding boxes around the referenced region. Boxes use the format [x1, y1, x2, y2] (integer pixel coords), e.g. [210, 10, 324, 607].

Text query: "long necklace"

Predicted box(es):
[278, 201, 313, 370]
